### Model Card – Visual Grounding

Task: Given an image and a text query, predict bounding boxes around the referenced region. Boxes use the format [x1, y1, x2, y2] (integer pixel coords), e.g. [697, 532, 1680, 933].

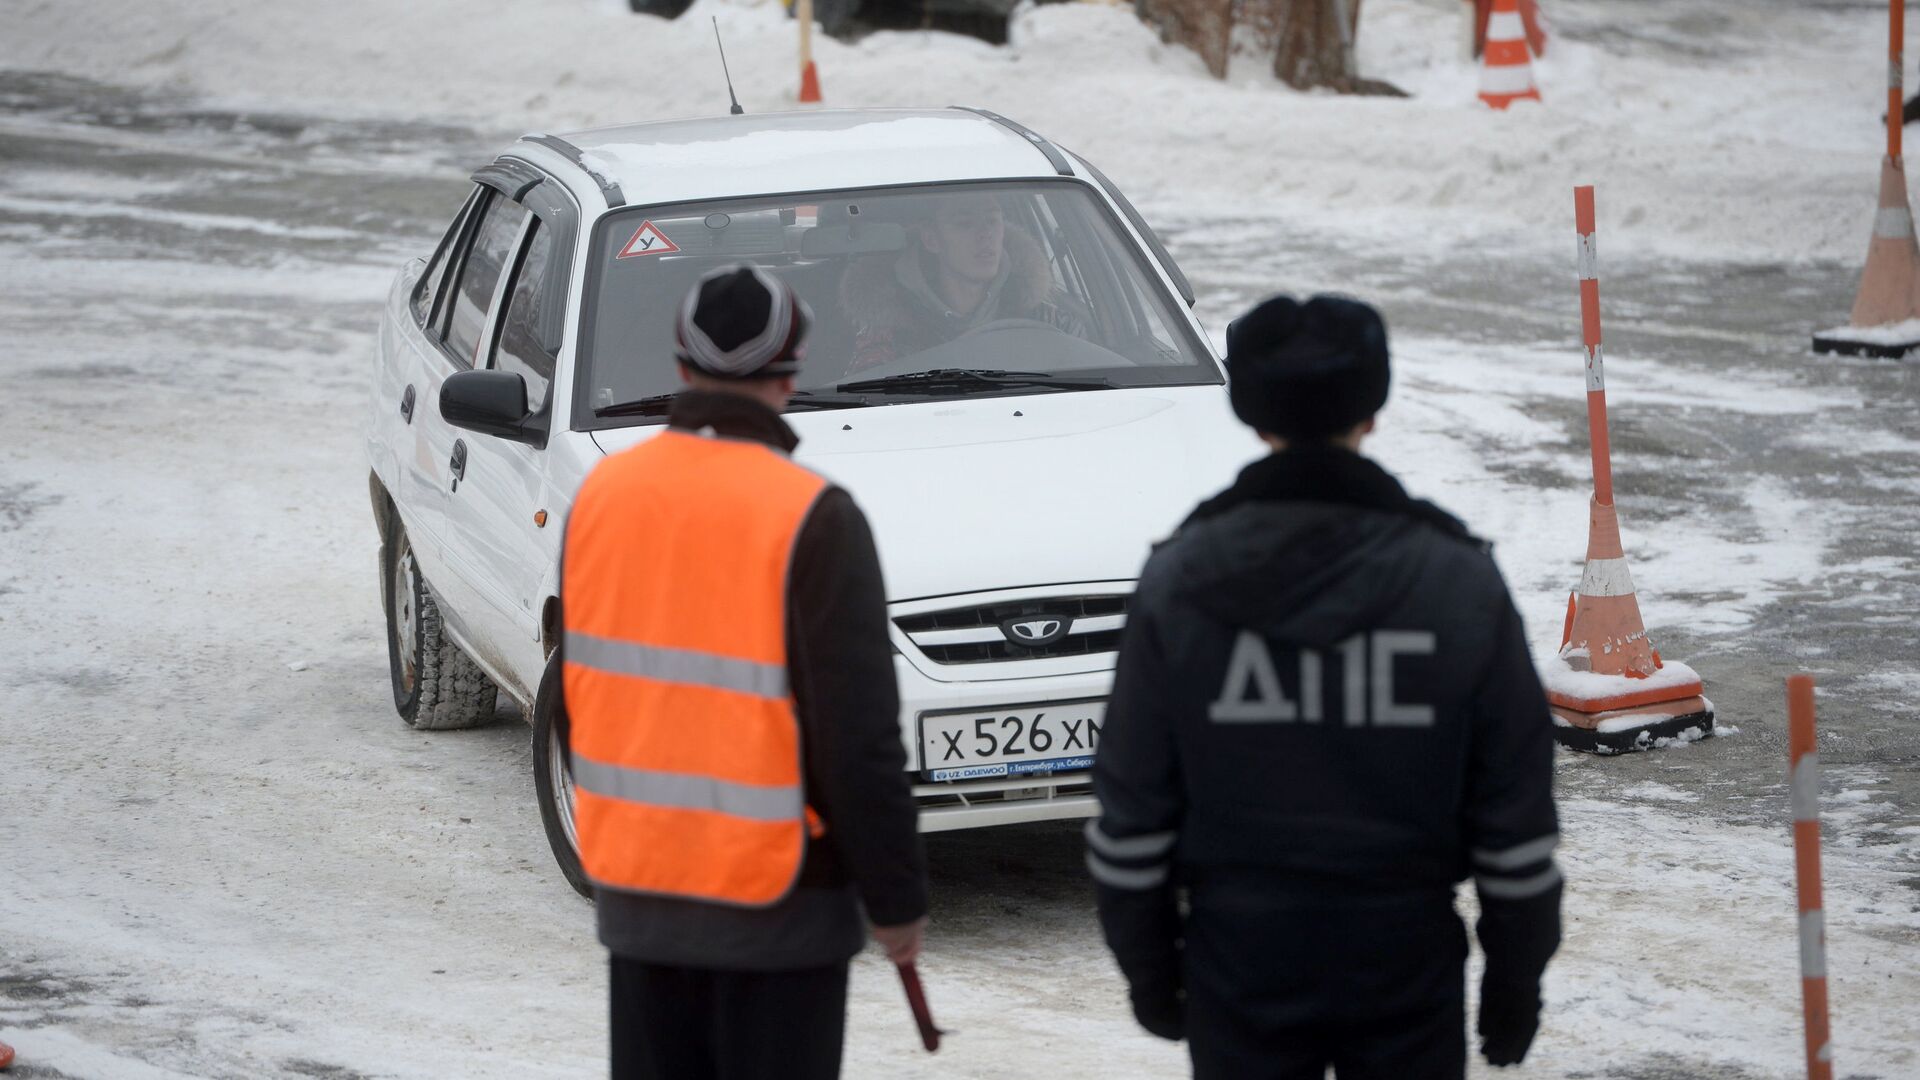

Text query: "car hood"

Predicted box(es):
[590, 387, 1263, 602]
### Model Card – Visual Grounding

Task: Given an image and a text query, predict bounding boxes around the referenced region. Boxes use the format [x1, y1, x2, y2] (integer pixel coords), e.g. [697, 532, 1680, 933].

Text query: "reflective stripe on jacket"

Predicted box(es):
[564, 427, 828, 907]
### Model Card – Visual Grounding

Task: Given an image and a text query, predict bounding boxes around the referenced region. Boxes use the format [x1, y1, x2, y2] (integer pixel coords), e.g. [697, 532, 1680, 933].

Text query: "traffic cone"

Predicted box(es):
[1567, 500, 1657, 678]
[0, 1037, 14, 1070]
[1477, 0, 1540, 109]
[1471, 0, 1548, 59]
[1812, 156, 1920, 356]
[1547, 501, 1714, 752]
[1813, 0, 1920, 357]
[799, 60, 822, 104]
[1846, 156, 1920, 328]
[1548, 186, 1713, 753]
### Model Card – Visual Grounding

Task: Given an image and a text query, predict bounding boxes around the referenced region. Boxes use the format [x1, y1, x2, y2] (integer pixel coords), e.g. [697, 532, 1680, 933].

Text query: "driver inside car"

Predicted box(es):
[839, 193, 1091, 376]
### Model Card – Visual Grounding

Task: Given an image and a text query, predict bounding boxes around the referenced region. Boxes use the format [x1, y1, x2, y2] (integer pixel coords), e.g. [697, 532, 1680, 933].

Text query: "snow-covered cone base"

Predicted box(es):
[1811, 318, 1920, 359]
[1541, 653, 1716, 754]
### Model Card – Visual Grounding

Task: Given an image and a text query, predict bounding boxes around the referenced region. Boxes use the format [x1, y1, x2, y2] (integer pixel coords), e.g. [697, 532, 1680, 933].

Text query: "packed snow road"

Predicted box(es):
[1, 70, 1917, 1079]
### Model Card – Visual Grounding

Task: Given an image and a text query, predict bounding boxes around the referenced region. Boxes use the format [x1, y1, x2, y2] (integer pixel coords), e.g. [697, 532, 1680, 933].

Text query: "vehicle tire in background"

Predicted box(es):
[380, 521, 499, 731]
[531, 656, 592, 897]
[627, 0, 693, 17]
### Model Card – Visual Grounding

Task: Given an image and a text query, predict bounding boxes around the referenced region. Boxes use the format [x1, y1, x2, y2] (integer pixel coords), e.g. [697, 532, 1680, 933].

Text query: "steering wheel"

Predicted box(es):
[956, 317, 1063, 339]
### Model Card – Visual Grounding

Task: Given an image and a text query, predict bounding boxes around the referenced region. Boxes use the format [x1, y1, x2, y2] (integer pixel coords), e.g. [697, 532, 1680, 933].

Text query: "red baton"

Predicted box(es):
[895, 961, 942, 1052]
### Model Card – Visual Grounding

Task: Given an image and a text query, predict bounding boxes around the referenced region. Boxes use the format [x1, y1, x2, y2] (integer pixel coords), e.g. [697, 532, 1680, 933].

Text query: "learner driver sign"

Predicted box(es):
[919, 700, 1103, 781]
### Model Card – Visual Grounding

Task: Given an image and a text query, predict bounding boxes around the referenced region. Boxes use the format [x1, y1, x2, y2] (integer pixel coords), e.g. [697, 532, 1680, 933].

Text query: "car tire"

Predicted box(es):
[380, 519, 499, 731]
[814, 0, 858, 37]
[531, 656, 592, 898]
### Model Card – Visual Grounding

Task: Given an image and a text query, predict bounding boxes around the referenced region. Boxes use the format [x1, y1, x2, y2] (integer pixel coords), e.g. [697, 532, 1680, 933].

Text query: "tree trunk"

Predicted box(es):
[1273, 0, 1352, 92]
[1135, 0, 1403, 93]
[1133, 0, 1235, 79]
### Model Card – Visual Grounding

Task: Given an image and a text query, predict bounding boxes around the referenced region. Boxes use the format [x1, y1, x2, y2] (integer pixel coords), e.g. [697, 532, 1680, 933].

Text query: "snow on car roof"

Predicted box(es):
[545, 108, 1070, 209]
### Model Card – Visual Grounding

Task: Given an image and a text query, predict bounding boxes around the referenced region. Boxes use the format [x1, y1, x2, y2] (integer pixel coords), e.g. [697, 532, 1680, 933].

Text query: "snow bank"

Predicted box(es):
[0, 0, 1887, 265]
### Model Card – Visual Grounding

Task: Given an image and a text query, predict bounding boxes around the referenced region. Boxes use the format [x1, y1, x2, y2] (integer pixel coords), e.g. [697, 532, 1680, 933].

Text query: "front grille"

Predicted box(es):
[895, 595, 1128, 664]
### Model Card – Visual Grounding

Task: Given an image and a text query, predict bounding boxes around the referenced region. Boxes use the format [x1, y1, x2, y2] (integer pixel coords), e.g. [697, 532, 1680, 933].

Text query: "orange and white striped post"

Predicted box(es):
[797, 0, 823, 104]
[1814, 0, 1920, 355]
[1846, 0, 1920, 329]
[1889, 0, 1902, 167]
[1787, 675, 1833, 1080]
[1547, 187, 1711, 750]
[1565, 185, 1665, 680]
[1575, 187, 1614, 510]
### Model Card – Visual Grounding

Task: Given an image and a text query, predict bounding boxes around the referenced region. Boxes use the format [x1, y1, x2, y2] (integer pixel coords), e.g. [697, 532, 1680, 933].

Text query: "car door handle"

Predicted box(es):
[400, 384, 416, 423]
[449, 440, 467, 491]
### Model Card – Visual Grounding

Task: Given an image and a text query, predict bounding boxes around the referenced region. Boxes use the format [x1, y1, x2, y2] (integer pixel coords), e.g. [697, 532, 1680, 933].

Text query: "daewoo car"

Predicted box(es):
[365, 107, 1259, 894]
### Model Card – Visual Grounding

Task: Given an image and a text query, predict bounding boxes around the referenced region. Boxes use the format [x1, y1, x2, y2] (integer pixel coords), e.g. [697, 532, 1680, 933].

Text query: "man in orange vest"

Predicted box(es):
[561, 263, 928, 1080]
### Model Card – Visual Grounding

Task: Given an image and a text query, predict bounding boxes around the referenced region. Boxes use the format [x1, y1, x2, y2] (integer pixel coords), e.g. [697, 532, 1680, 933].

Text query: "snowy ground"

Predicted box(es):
[2, 1, 1918, 1077]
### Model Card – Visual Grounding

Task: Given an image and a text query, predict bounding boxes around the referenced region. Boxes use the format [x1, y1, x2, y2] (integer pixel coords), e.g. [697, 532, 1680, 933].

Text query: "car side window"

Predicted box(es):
[411, 187, 481, 329]
[444, 195, 531, 366]
[492, 219, 559, 409]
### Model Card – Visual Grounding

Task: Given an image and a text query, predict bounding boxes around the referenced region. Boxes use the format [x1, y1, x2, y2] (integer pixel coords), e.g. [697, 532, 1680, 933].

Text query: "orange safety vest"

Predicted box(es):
[563, 428, 828, 907]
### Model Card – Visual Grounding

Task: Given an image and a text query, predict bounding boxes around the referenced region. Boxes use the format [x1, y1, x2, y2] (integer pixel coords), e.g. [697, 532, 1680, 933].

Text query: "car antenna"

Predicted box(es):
[712, 17, 744, 115]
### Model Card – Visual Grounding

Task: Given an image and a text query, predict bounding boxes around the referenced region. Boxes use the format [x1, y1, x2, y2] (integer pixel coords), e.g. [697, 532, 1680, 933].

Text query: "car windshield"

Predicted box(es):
[577, 180, 1219, 424]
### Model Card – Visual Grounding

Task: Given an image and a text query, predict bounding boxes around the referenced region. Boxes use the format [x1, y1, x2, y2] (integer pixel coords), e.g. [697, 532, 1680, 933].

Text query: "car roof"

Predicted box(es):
[537, 108, 1073, 210]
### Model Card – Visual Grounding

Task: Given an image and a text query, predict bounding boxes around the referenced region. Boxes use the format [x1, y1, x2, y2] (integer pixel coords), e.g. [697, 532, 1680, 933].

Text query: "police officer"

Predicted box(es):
[1087, 295, 1561, 1077]
[560, 264, 928, 1080]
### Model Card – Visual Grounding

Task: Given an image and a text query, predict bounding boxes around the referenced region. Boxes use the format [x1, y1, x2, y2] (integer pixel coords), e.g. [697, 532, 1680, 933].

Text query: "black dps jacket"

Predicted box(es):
[563, 391, 928, 970]
[1088, 446, 1561, 1027]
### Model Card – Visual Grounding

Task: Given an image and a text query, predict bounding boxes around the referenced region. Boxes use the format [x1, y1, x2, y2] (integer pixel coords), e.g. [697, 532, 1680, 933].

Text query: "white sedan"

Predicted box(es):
[364, 106, 1259, 894]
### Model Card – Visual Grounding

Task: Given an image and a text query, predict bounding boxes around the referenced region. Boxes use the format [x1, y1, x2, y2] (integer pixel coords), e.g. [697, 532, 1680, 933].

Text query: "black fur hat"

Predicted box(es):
[1226, 294, 1389, 441]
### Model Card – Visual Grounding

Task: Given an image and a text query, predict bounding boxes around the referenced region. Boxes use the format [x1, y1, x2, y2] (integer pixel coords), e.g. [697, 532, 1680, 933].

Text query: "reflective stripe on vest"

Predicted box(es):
[563, 428, 828, 907]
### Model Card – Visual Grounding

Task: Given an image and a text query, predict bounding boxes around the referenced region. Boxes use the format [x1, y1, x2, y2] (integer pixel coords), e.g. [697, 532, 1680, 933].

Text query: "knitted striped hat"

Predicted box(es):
[674, 263, 811, 379]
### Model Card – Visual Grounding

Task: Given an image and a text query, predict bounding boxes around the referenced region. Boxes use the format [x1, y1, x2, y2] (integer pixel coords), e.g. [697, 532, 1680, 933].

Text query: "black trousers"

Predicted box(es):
[1188, 994, 1466, 1080]
[1182, 885, 1469, 1080]
[608, 955, 849, 1080]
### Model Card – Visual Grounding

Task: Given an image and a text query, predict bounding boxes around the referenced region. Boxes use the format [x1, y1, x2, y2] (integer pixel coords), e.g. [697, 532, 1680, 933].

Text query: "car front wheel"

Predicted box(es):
[532, 655, 592, 898]
[380, 520, 499, 730]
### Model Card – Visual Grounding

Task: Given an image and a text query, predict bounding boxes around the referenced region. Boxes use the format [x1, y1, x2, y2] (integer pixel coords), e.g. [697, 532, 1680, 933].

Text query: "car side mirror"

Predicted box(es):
[441, 369, 547, 447]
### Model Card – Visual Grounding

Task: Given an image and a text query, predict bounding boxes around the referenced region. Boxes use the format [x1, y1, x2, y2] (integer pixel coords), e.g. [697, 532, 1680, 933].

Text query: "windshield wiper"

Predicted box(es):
[594, 392, 679, 418]
[836, 368, 1116, 395]
[783, 391, 871, 411]
[594, 389, 870, 419]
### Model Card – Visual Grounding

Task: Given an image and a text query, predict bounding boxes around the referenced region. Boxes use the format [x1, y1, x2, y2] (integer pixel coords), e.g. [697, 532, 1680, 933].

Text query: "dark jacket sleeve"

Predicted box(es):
[788, 487, 929, 928]
[1088, 578, 1185, 999]
[1464, 590, 1563, 990]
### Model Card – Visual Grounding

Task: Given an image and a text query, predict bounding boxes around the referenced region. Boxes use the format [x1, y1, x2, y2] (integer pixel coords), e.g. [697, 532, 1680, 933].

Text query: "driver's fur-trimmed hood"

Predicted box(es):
[839, 226, 1053, 331]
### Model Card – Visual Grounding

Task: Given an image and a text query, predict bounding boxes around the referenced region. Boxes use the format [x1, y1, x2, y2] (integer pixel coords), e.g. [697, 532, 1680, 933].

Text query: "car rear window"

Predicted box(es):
[576, 181, 1219, 424]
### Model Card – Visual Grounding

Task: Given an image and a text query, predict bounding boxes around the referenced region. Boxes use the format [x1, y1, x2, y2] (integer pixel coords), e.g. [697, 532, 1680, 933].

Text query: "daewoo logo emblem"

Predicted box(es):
[1002, 616, 1068, 647]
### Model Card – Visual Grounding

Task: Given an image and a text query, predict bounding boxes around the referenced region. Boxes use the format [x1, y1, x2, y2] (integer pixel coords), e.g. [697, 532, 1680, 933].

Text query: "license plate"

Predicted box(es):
[919, 699, 1104, 781]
